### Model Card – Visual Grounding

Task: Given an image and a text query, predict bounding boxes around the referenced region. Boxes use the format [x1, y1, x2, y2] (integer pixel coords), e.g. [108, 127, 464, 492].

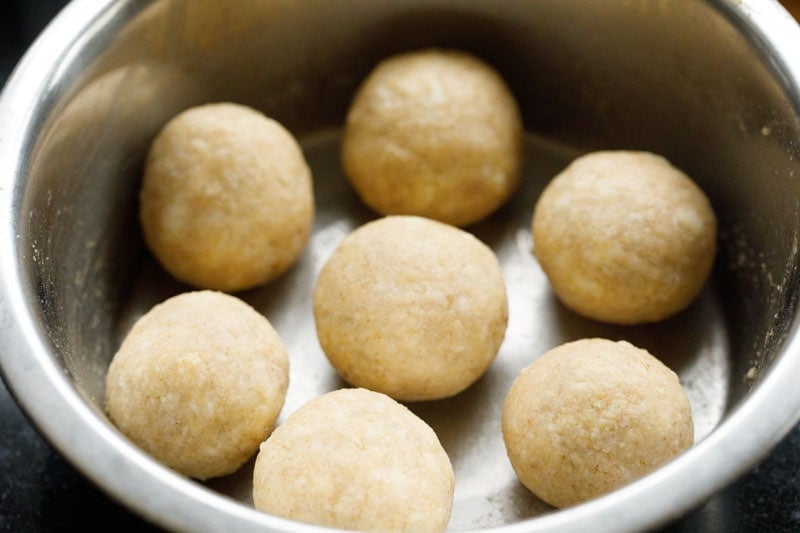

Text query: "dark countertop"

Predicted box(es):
[1, 2, 799, 531]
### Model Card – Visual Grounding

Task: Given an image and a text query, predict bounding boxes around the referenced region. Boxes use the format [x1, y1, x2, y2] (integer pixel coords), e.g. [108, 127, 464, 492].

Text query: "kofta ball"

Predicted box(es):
[532, 150, 717, 324]
[140, 102, 314, 292]
[502, 338, 694, 508]
[253, 388, 454, 532]
[313, 216, 508, 401]
[342, 49, 523, 227]
[105, 291, 289, 479]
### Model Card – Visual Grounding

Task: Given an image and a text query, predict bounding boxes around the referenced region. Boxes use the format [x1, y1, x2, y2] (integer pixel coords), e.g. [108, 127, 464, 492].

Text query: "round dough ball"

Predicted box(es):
[313, 215, 508, 401]
[532, 150, 717, 325]
[140, 102, 314, 292]
[105, 291, 289, 480]
[253, 388, 454, 531]
[342, 49, 523, 227]
[502, 338, 694, 508]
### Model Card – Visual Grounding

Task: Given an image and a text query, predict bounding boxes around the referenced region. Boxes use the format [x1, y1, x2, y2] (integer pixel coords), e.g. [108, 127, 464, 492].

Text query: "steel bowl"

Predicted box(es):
[2, 0, 800, 531]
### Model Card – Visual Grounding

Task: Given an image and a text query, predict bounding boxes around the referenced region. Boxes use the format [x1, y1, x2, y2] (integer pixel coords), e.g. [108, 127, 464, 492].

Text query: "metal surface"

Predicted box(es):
[1, 0, 800, 531]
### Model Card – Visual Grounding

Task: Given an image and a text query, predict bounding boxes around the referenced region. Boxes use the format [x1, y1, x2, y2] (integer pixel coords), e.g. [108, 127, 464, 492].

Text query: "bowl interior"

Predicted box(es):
[12, 0, 800, 530]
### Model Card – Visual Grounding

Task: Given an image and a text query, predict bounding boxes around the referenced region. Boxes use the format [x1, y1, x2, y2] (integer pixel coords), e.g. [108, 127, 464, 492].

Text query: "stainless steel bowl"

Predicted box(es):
[2, 1, 800, 531]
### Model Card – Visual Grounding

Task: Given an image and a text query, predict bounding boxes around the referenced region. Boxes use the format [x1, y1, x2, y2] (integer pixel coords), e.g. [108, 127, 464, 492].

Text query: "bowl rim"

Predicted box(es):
[2, 0, 800, 531]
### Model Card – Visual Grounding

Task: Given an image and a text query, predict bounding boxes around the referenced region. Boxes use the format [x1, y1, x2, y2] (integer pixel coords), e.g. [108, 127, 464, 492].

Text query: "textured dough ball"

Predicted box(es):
[105, 291, 289, 480]
[313, 216, 508, 401]
[342, 49, 523, 227]
[253, 388, 454, 531]
[502, 338, 694, 508]
[140, 102, 314, 292]
[532, 151, 717, 325]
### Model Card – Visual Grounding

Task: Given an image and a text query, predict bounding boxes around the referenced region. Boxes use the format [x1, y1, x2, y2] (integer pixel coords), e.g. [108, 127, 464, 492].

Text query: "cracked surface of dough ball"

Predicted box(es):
[532, 150, 717, 325]
[342, 49, 523, 227]
[502, 338, 694, 508]
[105, 291, 289, 480]
[253, 388, 454, 532]
[140, 102, 314, 292]
[313, 216, 508, 401]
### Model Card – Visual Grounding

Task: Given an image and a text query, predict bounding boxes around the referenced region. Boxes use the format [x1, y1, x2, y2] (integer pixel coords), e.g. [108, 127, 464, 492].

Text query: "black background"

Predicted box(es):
[1, 1, 798, 531]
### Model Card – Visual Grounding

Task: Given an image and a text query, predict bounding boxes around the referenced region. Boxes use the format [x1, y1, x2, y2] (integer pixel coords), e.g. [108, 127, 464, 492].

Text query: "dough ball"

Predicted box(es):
[105, 291, 289, 480]
[253, 388, 454, 531]
[342, 49, 523, 227]
[502, 338, 694, 508]
[140, 102, 314, 292]
[313, 215, 508, 401]
[532, 150, 717, 325]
